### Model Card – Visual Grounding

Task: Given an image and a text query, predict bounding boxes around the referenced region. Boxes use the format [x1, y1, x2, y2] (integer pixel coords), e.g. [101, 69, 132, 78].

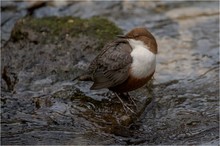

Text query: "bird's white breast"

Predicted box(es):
[128, 39, 156, 78]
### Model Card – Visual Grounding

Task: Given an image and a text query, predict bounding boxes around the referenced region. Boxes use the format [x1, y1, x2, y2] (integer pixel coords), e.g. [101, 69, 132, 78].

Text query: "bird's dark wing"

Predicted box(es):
[89, 39, 132, 90]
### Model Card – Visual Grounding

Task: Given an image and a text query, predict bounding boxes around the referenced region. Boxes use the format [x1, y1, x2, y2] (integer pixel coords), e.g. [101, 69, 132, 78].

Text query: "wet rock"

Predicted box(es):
[1, 16, 122, 90]
[1, 16, 153, 145]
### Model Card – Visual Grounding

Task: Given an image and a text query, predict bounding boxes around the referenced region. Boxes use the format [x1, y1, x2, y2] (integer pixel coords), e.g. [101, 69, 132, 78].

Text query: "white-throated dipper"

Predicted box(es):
[76, 27, 157, 111]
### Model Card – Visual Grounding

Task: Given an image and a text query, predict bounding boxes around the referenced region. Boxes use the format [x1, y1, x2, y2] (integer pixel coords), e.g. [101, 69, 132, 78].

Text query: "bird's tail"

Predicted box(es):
[72, 74, 93, 82]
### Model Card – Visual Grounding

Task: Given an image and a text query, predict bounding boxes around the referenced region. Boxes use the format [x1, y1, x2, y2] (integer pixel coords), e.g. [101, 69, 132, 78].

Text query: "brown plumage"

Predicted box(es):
[78, 27, 157, 94]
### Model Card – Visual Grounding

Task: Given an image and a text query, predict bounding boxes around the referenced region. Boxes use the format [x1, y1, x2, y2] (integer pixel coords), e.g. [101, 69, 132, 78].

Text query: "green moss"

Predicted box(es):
[11, 16, 122, 47]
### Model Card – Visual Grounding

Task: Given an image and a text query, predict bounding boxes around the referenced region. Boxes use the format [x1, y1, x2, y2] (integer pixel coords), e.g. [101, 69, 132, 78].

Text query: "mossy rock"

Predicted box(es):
[10, 16, 122, 50]
[2, 16, 122, 86]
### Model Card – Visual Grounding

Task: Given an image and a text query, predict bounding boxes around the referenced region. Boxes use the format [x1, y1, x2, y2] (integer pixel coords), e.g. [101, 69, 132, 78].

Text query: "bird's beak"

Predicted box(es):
[117, 35, 126, 38]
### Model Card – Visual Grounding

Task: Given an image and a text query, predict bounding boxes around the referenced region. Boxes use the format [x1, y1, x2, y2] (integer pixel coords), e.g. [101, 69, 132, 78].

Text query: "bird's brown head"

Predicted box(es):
[118, 27, 158, 54]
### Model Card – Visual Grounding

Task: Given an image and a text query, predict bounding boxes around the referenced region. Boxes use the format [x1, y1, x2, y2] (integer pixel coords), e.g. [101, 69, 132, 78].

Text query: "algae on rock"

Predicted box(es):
[10, 16, 122, 49]
[2, 16, 123, 91]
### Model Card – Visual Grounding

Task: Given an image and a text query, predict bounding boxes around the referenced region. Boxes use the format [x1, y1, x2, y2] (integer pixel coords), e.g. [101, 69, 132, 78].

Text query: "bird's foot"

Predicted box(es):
[128, 95, 138, 109]
[114, 93, 136, 114]
[118, 92, 138, 110]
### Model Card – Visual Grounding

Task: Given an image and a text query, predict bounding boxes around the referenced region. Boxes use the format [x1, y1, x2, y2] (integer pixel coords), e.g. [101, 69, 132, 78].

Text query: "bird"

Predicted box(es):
[76, 27, 157, 112]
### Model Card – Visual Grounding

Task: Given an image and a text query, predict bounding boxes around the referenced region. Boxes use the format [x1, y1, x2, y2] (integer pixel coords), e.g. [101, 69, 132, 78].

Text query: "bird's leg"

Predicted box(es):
[124, 92, 138, 109]
[118, 92, 137, 109]
[114, 92, 135, 114]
